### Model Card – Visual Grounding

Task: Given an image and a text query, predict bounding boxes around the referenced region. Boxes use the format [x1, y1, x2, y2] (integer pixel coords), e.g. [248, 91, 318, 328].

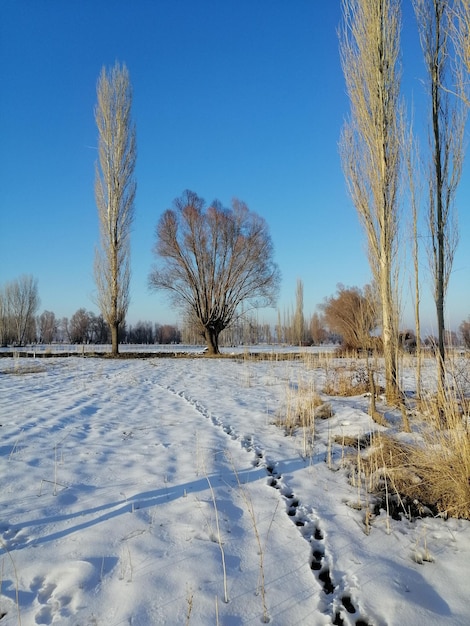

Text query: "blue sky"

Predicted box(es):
[1, 0, 469, 333]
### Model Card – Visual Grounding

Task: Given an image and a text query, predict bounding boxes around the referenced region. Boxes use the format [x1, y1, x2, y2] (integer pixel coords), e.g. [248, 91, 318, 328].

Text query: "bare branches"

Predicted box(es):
[453, 0, 470, 103]
[320, 284, 379, 352]
[149, 190, 280, 354]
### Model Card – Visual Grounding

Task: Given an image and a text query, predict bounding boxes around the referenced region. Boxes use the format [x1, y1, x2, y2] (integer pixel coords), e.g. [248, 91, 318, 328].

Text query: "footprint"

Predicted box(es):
[35, 604, 52, 625]
[37, 583, 56, 604]
[341, 595, 356, 614]
[319, 568, 335, 595]
[0, 527, 28, 552]
[311, 549, 324, 571]
[34, 580, 57, 625]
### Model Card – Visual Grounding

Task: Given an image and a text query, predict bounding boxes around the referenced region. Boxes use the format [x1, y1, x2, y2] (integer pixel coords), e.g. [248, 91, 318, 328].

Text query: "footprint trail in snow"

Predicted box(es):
[162, 382, 374, 626]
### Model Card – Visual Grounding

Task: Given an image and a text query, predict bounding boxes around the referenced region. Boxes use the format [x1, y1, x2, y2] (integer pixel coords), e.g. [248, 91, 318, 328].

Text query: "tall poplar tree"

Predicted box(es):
[413, 0, 466, 397]
[339, 0, 403, 403]
[94, 62, 136, 355]
[293, 279, 305, 347]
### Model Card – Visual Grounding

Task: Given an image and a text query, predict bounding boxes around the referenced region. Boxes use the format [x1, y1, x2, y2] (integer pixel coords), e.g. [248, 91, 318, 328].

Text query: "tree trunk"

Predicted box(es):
[436, 225, 446, 405]
[111, 322, 119, 356]
[381, 259, 399, 404]
[204, 327, 220, 355]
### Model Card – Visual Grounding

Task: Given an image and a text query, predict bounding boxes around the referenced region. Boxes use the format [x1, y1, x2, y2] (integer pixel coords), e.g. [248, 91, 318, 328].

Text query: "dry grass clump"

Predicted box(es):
[315, 402, 334, 419]
[276, 379, 334, 459]
[334, 433, 371, 450]
[416, 392, 470, 429]
[412, 433, 470, 519]
[277, 384, 324, 435]
[352, 426, 470, 520]
[359, 434, 420, 498]
[323, 363, 373, 397]
[0, 362, 48, 375]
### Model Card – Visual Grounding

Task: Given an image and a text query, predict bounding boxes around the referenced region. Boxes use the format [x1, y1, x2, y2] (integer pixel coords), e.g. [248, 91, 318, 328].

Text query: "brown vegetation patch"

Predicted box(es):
[333, 433, 371, 449]
[323, 364, 372, 397]
[348, 431, 470, 520]
[314, 402, 334, 419]
[276, 387, 325, 435]
[0, 363, 49, 375]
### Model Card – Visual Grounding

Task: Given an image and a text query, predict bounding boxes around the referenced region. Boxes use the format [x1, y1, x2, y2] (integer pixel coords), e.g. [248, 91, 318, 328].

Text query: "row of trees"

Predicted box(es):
[338, 0, 470, 404]
[0, 272, 319, 347]
[0, 293, 182, 346]
[94, 2, 469, 370]
[93, 64, 280, 356]
[2, 273, 468, 349]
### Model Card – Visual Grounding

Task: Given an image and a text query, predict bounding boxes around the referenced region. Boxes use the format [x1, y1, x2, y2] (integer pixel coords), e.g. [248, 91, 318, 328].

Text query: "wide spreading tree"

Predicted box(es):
[149, 190, 280, 354]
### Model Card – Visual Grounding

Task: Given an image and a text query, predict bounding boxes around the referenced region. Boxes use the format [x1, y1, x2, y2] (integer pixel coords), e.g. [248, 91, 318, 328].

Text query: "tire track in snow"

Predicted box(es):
[160, 383, 374, 626]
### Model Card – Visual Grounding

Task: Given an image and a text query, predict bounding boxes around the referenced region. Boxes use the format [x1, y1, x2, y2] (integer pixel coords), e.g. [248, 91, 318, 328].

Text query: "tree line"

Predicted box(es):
[0, 277, 180, 346]
[337, 0, 470, 407]
[1, 273, 469, 349]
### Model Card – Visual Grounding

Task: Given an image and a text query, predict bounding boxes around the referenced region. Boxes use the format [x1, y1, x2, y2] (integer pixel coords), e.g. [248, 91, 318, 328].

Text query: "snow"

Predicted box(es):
[0, 353, 469, 625]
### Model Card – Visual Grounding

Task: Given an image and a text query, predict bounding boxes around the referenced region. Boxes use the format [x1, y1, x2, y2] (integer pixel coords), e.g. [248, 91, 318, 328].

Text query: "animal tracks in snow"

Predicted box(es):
[31, 577, 59, 625]
[162, 383, 373, 626]
[0, 525, 29, 551]
[265, 462, 371, 626]
[29, 560, 102, 625]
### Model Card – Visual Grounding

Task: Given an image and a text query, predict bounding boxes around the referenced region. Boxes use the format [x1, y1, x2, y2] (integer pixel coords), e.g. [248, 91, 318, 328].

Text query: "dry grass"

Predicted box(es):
[323, 362, 372, 397]
[0, 362, 48, 375]
[412, 430, 470, 519]
[349, 422, 470, 520]
[329, 352, 470, 520]
[276, 380, 326, 435]
[275, 373, 334, 459]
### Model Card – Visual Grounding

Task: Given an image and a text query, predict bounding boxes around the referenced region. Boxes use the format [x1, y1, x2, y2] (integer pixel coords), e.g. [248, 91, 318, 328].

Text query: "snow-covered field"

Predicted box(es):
[0, 354, 468, 625]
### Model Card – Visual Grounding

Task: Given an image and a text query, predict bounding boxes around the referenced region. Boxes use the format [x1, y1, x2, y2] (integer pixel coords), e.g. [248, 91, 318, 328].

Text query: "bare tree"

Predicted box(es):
[339, 0, 403, 403]
[94, 62, 136, 356]
[149, 190, 280, 355]
[414, 0, 467, 396]
[276, 309, 284, 344]
[6, 275, 40, 346]
[320, 284, 379, 352]
[69, 308, 92, 344]
[310, 312, 327, 346]
[38, 310, 57, 344]
[59, 317, 70, 343]
[0, 286, 12, 346]
[403, 123, 424, 398]
[460, 316, 470, 347]
[322, 283, 392, 426]
[160, 324, 181, 345]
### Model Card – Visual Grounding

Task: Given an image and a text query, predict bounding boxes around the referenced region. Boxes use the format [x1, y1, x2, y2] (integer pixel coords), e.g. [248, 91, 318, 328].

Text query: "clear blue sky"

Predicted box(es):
[1, 0, 469, 333]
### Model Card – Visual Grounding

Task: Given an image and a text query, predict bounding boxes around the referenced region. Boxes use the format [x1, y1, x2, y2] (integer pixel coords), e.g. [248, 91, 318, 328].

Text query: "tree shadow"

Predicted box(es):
[3, 463, 285, 552]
